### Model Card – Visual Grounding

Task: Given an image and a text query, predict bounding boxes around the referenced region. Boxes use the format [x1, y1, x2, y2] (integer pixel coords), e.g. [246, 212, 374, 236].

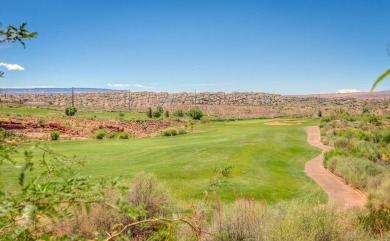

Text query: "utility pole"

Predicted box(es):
[128, 89, 131, 111]
[71, 87, 74, 107]
[194, 89, 197, 105]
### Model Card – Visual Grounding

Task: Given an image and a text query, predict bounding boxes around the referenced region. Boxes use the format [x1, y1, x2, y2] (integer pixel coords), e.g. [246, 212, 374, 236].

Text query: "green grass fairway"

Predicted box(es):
[1, 119, 326, 203]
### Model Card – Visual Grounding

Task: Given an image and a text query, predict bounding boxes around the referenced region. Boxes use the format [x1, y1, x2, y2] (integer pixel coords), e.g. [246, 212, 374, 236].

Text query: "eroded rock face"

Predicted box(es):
[2, 91, 385, 111]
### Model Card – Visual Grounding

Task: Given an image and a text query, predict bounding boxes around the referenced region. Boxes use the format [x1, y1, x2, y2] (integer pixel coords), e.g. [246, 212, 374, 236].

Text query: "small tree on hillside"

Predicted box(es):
[187, 109, 203, 120]
[65, 107, 77, 116]
[146, 107, 152, 118]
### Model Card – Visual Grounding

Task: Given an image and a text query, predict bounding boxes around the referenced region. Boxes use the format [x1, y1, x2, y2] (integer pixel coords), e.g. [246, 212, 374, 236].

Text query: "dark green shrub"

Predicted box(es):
[362, 106, 370, 115]
[187, 109, 203, 120]
[164, 110, 169, 118]
[324, 149, 348, 163]
[50, 131, 60, 141]
[152, 111, 161, 118]
[65, 107, 77, 116]
[173, 109, 184, 117]
[95, 131, 105, 139]
[156, 106, 163, 114]
[161, 129, 178, 136]
[118, 132, 129, 139]
[382, 131, 390, 144]
[146, 107, 152, 118]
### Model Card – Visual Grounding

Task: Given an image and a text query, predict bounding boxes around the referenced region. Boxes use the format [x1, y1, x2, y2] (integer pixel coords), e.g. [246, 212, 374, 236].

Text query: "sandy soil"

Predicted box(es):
[264, 121, 292, 126]
[305, 126, 365, 209]
[264, 120, 306, 126]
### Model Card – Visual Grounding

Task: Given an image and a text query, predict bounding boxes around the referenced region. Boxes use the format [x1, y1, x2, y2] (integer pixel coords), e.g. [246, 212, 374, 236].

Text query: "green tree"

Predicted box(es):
[0, 22, 37, 77]
[65, 106, 77, 116]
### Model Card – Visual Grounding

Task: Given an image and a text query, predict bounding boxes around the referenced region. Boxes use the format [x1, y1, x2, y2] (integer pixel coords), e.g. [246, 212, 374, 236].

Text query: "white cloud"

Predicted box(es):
[107, 83, 129, 87]
[177, 82, 232, 87]
[131, 84, 154, 88]
[0, 62, 24, 71]
[336, 89, 361, 93]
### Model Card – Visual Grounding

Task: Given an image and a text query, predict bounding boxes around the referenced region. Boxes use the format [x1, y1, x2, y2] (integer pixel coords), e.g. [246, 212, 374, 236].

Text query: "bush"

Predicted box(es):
[326, 156, 384, 189]
[156, 106, 163, 114]
[152, 111, 161, 118]
[173, 109, 184, 117]
[161, 129, 178, 136]
[50, 131, 60, 141]
[127, 173, 171, 219]
[187, 109, 203, 120]
[118, 132, 129, 139]
[95, 131, 105, 139]
[178, 129, 187, 135]
[164, 110, 169, 118]
[146, 107, 152, 118]
[65, 107, 77, 116]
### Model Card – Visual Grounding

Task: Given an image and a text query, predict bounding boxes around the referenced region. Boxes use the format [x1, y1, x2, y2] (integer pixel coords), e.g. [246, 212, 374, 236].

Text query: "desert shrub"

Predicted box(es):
[382, 131, 390, 144]
[359, 205, 390, 238]
[178, 129, 187, 135]
[210, 196, 266, 240]
[152, 111, 161, 118]
[118, 132, 129, 139]
[156, 106, 163, 114]
[367, 172, 390, 208]
[187, 109, 203, 120]
[161, 129, 178, 136]
[266, 202, 338, 241]
[326, 156, 384, 189]
[173, 109, 185, 117]
[321, 116, 331, 123]
[118, 112, 125, 121]
[164, 110, 169, 118]
[107, 132, 118, 139]
[348, 141, 381, 161]
[364, 115, 381, 125]
[146, 107, 152, 118]
[337, 128, 369, 141]
[65, 107, 77, 116]
[127, 173, 171, 219]
[50, 130, 60, 141]
[332, 136, 350, 149]
[95, 131, 105, 139]
[323, 149, 348, 165]
[362, 106, 370, 115]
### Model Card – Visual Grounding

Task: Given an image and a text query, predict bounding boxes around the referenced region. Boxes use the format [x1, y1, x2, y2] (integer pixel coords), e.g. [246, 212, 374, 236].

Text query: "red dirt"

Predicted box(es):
[0, 118, 185, 140]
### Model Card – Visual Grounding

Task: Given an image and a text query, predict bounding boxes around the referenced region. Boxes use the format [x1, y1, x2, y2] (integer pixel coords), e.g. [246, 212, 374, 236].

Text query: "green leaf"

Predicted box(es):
[371, 68, 390, 92]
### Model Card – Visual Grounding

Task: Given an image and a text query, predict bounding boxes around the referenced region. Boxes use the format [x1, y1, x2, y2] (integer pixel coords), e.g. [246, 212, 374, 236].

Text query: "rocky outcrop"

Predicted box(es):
[1, 91, 387, 112]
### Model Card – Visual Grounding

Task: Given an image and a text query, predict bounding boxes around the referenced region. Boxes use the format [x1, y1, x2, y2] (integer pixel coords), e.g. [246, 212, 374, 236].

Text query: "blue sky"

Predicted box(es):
[0, 0, 389, 94]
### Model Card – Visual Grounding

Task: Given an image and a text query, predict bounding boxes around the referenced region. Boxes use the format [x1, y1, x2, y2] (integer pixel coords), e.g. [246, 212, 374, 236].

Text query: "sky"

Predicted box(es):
[0, 0, 390, 94]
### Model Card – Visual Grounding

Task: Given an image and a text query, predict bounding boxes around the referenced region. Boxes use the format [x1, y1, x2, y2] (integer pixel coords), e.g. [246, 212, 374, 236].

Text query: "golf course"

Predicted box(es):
[1, 117, 326, 203]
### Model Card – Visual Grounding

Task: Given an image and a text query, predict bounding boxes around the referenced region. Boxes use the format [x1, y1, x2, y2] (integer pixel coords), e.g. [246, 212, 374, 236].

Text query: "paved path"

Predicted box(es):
[305, 126, 365, 209]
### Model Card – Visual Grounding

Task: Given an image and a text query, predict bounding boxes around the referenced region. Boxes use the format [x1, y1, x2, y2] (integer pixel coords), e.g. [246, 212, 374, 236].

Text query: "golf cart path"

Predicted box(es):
[305, 126, 365, 209]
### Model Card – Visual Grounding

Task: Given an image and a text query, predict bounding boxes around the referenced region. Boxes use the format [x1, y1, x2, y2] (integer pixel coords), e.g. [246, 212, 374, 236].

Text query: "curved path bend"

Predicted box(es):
[305, 126, 365, 209]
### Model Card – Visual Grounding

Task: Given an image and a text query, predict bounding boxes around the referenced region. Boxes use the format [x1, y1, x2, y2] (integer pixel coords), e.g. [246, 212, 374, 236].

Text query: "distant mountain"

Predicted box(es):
[289, 90, 390, 99]
[0, 88, 123, 94]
